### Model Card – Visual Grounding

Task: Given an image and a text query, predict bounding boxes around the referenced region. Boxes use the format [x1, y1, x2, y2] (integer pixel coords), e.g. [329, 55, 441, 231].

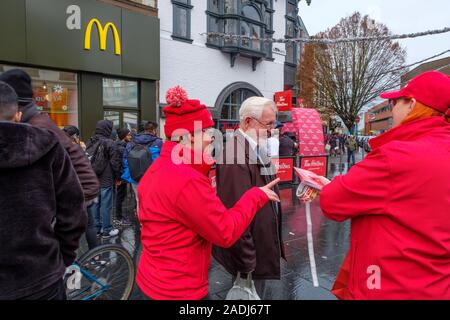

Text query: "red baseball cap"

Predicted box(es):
[380, 71, 450, 116]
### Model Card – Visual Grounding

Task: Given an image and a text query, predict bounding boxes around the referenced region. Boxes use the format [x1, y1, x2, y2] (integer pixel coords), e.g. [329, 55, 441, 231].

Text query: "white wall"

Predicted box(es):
[159, 0, 289, 108]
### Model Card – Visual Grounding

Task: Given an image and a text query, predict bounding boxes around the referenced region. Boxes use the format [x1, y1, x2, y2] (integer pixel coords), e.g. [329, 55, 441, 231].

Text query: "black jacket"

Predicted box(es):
[0, 122, 87, 299]
[114, 140, 127, 176]
[86, 120, 122, 188]
[279, 135, 297, 156]
[23, 103, 100, 203]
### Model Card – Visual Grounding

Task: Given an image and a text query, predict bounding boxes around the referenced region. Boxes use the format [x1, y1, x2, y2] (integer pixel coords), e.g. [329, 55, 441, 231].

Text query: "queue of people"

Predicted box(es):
[0, 68, 449, 301]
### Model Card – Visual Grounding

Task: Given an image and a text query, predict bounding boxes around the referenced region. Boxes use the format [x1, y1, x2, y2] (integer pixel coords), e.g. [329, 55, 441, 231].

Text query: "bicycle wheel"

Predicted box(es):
[66, 244, 135, 300]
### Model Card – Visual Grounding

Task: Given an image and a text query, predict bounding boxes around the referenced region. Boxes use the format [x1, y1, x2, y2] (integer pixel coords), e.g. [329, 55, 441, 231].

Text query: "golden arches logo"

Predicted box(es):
[84, 18, 121, 55]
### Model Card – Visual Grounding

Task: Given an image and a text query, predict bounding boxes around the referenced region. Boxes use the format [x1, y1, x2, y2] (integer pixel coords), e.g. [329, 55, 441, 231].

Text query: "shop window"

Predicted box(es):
[103, 78, 139, 132]
[172, 0, 193, 43]
[123, 112, 138, 131]
[104, 111, 120, 130]
[103, 78, 138, 108]
[0, 64, 78, 128]
[104, 110, 138, 132]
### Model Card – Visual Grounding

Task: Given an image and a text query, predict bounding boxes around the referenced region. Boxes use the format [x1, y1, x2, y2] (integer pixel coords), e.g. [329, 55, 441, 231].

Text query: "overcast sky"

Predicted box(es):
[298, 0, 450, 116]
[299, 0, 450, 65]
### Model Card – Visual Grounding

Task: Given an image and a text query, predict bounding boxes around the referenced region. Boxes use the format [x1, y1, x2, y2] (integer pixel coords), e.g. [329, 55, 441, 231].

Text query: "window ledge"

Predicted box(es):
[285, 62, 298, 68]
[171, 0, 193, 9]
[171, 35, 194, 44]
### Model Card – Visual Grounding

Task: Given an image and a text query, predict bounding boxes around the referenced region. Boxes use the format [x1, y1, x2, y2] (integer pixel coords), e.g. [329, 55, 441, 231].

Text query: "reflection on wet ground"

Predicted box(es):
[77, 151, 364, 300]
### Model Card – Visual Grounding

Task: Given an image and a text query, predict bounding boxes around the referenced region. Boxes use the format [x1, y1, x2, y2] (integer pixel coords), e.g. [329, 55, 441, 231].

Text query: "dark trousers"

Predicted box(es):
[19, 279, 66, 300]
[85, 203, 98, 250]
[90, 187, 113, 234]
[347, 150, 356, 165]
[115, 182, 128, 220]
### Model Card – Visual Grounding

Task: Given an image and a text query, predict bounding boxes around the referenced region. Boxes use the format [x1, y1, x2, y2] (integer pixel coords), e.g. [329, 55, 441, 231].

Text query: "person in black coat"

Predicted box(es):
[279, 131, 298, 156]
[114, 128, 132, 226]
[0, 69, 99, 205]
[0, 81, 86, 300]
[86, 120, 122, 239]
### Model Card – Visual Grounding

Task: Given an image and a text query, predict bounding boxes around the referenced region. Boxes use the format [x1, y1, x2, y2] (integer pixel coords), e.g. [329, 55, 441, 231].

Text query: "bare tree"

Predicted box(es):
[297, 43, 334, 123]
[298, 12, 406, 133]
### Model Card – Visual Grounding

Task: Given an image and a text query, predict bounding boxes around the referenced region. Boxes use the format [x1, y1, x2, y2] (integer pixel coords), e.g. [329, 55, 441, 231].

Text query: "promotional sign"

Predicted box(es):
[300, 157, 327, 177]
[274, 90, 293, 112]
[281, 108, 325, 156]
[272, 157, 294, 183]
[50, 85, 69, 127]
[33, 89, 49, 112]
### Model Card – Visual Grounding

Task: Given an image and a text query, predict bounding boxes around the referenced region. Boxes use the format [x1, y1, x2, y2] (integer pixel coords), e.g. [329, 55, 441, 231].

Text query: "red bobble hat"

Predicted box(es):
[163, 86, 215, 138]
[380, 71, 450, 116]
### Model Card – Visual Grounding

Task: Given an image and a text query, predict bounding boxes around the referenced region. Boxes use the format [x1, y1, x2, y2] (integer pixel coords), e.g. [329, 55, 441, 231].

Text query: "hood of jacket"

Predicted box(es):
[94, 120, 113, 139]
[134, 133, 161, 146]
[19, 102, 39, 123]
[0, 122, 58, 169]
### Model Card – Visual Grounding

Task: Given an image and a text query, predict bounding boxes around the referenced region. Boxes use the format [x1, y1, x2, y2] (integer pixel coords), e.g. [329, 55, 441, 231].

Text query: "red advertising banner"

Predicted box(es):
[301, 157, 327, 177]
[274, 90, 292, 112]
[281, 108, 325, 156]
[272, 157, 294, 182]
[33, 89, 49, 112]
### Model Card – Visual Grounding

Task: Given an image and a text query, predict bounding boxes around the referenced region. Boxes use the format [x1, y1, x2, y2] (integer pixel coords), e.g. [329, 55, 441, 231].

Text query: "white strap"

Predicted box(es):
[305, 202, 319, 287]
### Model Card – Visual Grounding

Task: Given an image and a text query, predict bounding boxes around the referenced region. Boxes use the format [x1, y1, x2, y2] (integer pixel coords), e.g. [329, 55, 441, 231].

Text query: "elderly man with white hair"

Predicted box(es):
[213, 96, 285, 299]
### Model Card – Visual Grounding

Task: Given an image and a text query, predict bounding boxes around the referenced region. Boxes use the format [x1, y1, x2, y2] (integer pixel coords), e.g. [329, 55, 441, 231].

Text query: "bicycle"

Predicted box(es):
[65, 244, 135, 300]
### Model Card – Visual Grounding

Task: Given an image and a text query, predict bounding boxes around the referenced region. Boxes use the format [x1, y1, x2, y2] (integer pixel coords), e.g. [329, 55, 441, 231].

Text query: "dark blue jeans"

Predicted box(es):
[89, 186, 113, 234]
[85, 203, 98, 249]
[347, 151, 356, 165]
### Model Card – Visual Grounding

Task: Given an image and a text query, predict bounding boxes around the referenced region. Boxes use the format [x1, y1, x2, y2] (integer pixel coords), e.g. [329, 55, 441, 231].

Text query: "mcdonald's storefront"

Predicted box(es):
[0, 0, 160, 138]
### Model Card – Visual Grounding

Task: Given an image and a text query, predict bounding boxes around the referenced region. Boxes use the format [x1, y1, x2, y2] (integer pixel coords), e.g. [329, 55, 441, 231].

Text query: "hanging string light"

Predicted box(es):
[201, 26, 450, 44]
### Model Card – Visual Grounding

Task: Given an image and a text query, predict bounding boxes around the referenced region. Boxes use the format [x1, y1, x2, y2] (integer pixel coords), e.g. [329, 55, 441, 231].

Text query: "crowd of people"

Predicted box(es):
[0, 68, 449, 300]
[324, 133, 360, 166]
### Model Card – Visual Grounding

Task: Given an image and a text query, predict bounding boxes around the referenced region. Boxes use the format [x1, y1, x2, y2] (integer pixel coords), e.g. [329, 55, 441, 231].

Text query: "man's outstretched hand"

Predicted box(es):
[260, 178, 281, 202]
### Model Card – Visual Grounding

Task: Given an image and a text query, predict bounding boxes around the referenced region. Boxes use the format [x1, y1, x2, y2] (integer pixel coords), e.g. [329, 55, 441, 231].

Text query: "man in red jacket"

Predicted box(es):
[320, 71, 450, 299]
[135, 86, 280, 300]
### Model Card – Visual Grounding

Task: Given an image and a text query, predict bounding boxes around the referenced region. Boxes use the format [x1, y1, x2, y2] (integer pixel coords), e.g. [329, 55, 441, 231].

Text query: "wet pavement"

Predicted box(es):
[77, 149, 365, 300]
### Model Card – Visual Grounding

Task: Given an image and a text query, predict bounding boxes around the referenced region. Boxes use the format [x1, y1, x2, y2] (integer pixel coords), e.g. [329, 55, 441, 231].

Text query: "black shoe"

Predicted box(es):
[101, 229, 119, 239]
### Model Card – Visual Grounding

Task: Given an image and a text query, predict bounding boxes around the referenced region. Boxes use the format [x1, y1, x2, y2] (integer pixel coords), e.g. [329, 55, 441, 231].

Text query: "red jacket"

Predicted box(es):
[320, 117, 450, 299]
[136, 141, 269, 300]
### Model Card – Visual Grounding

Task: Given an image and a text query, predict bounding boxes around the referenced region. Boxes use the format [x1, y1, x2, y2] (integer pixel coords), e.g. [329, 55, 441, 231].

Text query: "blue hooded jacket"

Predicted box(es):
[121, 133, 163, 184]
